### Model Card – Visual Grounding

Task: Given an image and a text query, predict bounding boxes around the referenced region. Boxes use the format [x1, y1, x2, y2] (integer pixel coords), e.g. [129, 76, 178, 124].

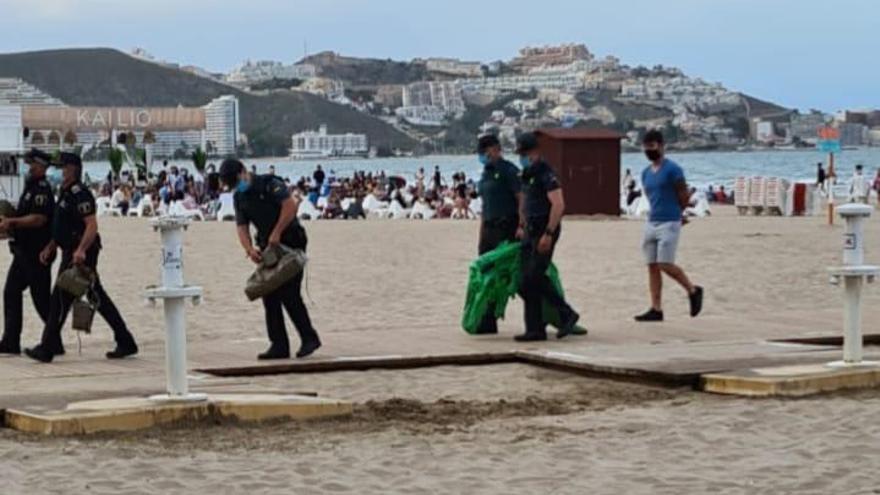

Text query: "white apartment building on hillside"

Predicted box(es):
[290, 125, 368, 159]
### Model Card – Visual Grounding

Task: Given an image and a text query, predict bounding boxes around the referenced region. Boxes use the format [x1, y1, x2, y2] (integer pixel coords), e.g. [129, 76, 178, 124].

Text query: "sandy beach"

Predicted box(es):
[2, 205, 880, 494]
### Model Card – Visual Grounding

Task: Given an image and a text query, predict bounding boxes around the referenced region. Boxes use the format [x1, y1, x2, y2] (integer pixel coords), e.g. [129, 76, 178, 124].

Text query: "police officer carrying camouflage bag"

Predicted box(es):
[219, 159, 321, 361]
[25, 152, 138, 363]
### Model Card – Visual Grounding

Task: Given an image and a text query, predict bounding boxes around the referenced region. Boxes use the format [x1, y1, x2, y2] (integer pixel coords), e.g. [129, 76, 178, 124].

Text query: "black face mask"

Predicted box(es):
[645, 149, 663, 162]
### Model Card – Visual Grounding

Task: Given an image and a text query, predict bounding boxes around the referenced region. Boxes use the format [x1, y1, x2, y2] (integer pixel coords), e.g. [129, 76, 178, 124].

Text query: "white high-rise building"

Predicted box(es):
[203, 95, 240, 157]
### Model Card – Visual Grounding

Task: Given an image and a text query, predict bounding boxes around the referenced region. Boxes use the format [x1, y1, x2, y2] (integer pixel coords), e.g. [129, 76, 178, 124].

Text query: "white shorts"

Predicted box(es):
[642, 221, 681, 265]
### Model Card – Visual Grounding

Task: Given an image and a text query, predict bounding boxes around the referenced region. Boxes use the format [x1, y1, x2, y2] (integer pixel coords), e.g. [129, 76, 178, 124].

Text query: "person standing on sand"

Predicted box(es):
[0, 150, 55, 355]
[25, 153, 139, 363]
[220, 159, 321, 360]
[635, 130, 703, 323]
[474, 134, 524, 334]
[515, 133, 580, 342]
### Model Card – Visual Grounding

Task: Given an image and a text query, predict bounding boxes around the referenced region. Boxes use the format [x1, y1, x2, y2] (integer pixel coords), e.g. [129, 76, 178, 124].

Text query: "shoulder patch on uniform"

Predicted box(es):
[78, 202, 93, 215]
[71, 185, 82, 194]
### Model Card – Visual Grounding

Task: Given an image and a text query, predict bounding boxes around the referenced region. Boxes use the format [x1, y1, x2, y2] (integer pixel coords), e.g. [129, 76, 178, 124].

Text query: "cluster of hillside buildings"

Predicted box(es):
[750, 110, 880, 148]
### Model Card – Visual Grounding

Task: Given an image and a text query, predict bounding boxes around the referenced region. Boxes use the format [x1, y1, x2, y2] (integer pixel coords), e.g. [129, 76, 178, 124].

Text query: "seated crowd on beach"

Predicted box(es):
[88, 162, 483, 220]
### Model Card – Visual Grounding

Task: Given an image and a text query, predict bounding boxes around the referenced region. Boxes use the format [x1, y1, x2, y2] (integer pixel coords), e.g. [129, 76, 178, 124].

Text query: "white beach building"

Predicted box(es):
[290, 125, 368, 159]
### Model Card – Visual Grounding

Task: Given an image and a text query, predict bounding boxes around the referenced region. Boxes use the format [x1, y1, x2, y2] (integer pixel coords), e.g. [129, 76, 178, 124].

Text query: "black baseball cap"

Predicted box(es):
[54, 152, 82, 169]
[515, 132, 539, 154]
[23, 148, 51, 167]
[477, 134, 500, 153]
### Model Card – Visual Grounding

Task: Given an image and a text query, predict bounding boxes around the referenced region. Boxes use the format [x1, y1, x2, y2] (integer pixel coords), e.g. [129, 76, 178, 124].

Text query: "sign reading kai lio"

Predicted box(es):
[21, 106, 207, 132]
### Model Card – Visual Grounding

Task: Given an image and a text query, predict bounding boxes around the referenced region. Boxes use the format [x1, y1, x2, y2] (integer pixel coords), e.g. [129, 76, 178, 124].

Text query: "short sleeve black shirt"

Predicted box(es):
[478, 159, 521, 222]
[522, 160, 561, 221]
[234, 175, 307, 250]
[52, 182, 100, 252]
[11, 177, 55, 251]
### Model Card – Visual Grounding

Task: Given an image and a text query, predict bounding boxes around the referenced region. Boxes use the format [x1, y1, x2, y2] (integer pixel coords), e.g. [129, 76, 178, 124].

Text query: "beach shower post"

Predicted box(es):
[828, 204, 880, 367]
[145, 216, 206, 401]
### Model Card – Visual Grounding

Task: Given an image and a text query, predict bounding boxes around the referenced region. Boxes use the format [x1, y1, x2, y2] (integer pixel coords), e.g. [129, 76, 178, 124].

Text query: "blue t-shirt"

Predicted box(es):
[641, 159, 685, 223]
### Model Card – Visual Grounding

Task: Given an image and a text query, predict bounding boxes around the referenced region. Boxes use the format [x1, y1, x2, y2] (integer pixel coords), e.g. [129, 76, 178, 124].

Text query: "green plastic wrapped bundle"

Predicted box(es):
[461, 241, 569, 334]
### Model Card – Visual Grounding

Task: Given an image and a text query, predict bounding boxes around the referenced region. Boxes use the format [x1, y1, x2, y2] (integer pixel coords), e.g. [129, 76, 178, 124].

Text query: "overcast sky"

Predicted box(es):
[2, 0, 875, 112]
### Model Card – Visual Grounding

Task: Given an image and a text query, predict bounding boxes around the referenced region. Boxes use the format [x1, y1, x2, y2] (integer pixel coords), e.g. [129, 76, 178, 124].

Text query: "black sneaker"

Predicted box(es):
[514, 333, 547, 342]
[106, 343, 138, 360]
[24, 345, 55, 363]
[296, 339, 322, 359]
[689, 286, 704, 317]
[634, 309, 664, 322]
[258, 347, 291, 360]
[0, 340, 21, 355]
[556, 312, 580, 340]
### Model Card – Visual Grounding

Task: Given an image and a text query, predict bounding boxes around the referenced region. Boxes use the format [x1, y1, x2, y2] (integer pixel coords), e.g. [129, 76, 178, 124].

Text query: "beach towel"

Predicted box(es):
[461, 241, 567, 334]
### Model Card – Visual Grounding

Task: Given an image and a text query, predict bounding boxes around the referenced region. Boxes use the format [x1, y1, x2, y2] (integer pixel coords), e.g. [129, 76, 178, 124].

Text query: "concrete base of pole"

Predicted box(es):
[148, 393, 209, 403]
[5, 394, 353, 436]
[826, 360, 880, 369]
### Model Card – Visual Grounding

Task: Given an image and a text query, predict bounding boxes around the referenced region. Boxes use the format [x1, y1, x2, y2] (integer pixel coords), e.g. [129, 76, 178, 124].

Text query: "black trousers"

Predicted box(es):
[39, 248, 136, 350]
[477, 218, 519, 333]
[520, 222, 575, 336]
[3, 250, 52, 345]
[261, 270, 319, 351]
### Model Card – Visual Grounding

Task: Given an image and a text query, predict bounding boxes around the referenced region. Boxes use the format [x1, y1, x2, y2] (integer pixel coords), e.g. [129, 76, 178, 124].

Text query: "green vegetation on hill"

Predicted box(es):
[0, 48, 416, 156]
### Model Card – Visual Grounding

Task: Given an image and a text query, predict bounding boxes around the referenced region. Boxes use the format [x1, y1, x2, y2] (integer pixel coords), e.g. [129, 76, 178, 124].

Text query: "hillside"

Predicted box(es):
[0, 48, 416, 155]
[299, 51, 428, 87]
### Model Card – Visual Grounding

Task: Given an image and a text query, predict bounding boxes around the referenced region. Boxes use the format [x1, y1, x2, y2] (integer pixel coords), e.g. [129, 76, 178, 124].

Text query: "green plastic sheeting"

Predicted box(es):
[462, 241, 566, 334]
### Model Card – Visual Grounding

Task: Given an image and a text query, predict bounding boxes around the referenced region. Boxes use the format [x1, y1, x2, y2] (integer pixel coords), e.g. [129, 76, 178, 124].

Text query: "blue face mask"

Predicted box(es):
[519, 156, 531, 168]
[236, 180, 250, 193]
[478, 154, 490, 166]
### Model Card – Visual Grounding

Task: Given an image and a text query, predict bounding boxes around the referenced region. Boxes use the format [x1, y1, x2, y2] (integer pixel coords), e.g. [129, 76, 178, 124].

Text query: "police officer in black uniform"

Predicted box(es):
[515, 133, 580, 342]
[25, 152, 139, 363]
[475, 134, 524, 334]
[0, 150, 55, 355]
[219, 159, 321, 360]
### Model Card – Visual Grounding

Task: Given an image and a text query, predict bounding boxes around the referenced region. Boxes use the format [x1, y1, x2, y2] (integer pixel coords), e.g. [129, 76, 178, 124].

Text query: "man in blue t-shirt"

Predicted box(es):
[635, 130, 703, 322]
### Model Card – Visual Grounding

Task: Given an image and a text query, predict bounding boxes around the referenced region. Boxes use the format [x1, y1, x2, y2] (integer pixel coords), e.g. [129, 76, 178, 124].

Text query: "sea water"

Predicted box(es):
[84, 149, 880, 188]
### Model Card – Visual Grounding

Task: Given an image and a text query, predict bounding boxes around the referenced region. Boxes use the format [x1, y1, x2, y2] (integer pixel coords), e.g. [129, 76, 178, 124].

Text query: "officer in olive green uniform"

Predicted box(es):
[25, 153, 138, 363]
[475, 134, 524, 334]
[0, 149, 54, 355]
[220, 159, 321, 360]
[515, 133, 580, 342]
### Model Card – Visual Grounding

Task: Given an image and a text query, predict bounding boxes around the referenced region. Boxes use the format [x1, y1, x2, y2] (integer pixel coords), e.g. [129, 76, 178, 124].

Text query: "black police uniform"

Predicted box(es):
[475, 158, 522, 333]
[31, 182, 137, 361]
[0, 176, 55, 352]
[234, 175, 320, 355]
[520, 160, 577, 338]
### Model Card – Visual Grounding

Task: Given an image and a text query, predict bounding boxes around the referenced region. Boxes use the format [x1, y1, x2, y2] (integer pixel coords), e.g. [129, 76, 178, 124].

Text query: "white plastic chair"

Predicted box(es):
[410, 200, 436, 220]
[734, 177, 750, 215]
[216, 192, 236, 221]
[765, 177, 788, 216]
[363, 194, 390, 218]
[387, 201, 410, 220]
[169, 201, 205, 221]
[129, 194, 153, 217]
[297, 199, 322, 220]
[685, 192, 711, 218]
[96, 197, 122, 217]
[748, 177, 767, 215]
